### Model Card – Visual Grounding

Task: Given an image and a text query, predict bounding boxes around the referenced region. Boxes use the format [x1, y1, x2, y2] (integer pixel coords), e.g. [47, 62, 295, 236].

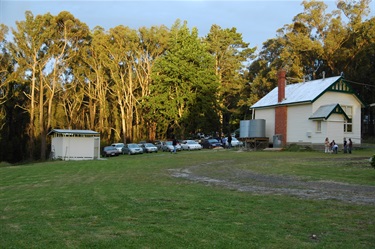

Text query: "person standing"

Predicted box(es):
[172, 137, 178, 154]
[324, 137, 330, 153]
[227, 134, 232, 149]
[343, 138, 347, 153]
[348, 138, 353, 154]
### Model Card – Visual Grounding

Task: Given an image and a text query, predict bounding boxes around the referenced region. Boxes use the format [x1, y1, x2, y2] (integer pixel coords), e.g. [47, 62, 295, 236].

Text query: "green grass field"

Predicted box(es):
[1, 149, 375, 248]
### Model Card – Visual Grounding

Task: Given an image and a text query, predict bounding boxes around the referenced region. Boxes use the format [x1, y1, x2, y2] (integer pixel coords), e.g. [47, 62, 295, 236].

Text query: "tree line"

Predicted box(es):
[1, 0, 374, 163]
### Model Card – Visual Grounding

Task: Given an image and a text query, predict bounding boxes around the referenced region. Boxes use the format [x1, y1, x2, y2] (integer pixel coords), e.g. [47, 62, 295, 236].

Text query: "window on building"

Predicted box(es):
[316, 120, 322, 132]
[342, 105, 353, 132]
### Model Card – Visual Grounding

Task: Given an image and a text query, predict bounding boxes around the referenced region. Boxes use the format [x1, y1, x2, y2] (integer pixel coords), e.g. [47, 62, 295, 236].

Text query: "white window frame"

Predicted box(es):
[316, 120, 322, 132]
[342, 105, 353, 133]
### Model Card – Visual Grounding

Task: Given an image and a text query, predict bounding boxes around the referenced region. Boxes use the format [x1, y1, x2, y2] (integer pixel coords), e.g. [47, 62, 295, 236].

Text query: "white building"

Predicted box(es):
[48, 129, 100, 160]
[251, 70, 364, 147]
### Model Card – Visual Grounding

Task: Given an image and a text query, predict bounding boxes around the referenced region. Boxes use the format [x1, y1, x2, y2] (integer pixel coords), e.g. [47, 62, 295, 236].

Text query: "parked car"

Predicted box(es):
[111, 143, 125, 154]
[140, 143, 158, 153]
[102, 146, 120, 157]
[181, 140, 202, 150]
[162, 141, 181, 152]
[154, 140, 163, 150]
[200, 139, 224, 149]
[123, 143, 143, 155]
[222, 137, 243, 147]
[138, 144, 146, 153]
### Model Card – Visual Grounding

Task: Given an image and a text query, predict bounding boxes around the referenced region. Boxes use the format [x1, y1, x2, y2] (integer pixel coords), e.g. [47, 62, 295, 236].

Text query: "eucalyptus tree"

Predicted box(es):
[148, 20, 219, 138]
[0, 24, 28, 163]
[101, 25, 140, 143]
[9, 11, 90, 160]
[71, 26, 109, 135]
[41, 11, 90, 159]
[205, 24, 255, 133]
[0, 24, 9, 107]
[247, 0, 373, 106]
[136, 25, 170, 141]
[9, 11, 56, 159]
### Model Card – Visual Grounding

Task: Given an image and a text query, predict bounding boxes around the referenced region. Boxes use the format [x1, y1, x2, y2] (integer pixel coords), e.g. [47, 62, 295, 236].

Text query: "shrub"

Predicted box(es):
[371, 155, 375, 169]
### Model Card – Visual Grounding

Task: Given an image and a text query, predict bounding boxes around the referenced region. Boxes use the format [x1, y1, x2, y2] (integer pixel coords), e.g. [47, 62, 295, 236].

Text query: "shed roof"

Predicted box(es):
[309, 103, 350, 120]
[251, 76, 364, 109]
[48, 129, 99, 136]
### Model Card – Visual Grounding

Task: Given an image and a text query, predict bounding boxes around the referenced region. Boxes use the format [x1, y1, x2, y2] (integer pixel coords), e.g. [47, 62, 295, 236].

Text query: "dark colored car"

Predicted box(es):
[102, 146, 120, 157]
[200, 139, 224, 149]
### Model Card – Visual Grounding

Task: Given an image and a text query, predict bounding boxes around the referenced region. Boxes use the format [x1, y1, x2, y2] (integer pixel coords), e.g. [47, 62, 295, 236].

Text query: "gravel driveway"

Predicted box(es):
[169, 160, 375, 205]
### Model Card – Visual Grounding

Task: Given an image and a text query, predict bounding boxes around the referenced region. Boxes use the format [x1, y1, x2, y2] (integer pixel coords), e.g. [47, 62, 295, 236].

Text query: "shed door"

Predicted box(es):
[94, 137, 100, 159]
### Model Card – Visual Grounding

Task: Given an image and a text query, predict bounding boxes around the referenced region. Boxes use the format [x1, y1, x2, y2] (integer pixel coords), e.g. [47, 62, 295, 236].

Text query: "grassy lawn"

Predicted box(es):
[1, 149, 375, 248]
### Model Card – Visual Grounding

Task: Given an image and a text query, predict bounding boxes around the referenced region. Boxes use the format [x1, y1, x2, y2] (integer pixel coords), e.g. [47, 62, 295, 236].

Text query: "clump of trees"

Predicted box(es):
[1, 0, 374, 163]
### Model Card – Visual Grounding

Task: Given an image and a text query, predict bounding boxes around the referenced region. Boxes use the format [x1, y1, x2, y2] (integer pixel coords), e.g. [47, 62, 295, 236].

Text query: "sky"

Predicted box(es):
[0, 0, 374, 51]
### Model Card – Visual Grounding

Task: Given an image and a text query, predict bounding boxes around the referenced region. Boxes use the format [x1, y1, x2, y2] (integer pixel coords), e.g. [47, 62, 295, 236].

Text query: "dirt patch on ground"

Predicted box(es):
[169, 162, 375, 205]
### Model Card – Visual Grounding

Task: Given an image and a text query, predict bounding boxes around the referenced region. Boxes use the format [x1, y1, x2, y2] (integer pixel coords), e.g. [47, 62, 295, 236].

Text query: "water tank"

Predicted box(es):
[249, 119, 266, 138]
[240, 120, 251, 138]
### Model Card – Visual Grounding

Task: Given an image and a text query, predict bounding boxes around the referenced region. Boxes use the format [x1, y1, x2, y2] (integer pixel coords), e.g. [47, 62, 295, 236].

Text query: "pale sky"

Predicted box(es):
[0, 0, 373, 50]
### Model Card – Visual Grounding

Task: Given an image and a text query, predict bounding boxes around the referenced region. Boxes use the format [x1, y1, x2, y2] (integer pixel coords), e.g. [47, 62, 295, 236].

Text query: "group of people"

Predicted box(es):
[324, 137, 352, 154]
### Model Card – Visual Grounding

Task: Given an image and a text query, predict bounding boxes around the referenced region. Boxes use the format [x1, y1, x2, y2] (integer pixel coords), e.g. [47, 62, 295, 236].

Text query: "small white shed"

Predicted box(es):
[48, 129, 100, 160]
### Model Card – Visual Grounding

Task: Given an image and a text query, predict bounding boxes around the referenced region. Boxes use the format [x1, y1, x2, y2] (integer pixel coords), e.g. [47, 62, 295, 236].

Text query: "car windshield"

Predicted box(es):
[145, 143, 154, 147]
[128, 144, 139, 148]
[165, 141, 172, 145]
[187, 140, 197, 144]
[208, 139, 219, 143]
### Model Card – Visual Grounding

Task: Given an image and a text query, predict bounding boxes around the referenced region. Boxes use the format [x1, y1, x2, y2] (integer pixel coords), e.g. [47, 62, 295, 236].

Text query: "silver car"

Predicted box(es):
[162, 141, 181, 152]
[111, 143, 125, 154]
[123, 143, 143, 155]
[140, 143, 158, 153]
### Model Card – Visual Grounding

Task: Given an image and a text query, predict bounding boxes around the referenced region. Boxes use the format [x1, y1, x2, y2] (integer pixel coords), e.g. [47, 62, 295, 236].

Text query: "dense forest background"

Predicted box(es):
[0, 0, 374, 163]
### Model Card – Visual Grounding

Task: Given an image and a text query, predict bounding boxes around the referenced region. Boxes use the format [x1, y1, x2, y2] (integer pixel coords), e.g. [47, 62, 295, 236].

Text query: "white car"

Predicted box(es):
[181, 140, 202, 150]
[223, 137, 243, 147]
[111, 143, 125, 154]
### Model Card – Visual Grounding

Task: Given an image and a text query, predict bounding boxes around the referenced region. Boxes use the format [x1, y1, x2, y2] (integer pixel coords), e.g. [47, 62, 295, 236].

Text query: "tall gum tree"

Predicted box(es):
[136, 25, 169, 141]
[41, 11, 90, 159]
[73, 26, 110, 137]
[248, 0, 373, 106]
[149, 20, 219, 138]
[205, 25, 255, 134]
[9, 11, 54, 159]
[103, 25, 140, 143]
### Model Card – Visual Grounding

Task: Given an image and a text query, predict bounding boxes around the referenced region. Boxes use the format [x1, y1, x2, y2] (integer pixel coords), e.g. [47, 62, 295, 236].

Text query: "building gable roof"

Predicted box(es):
[251, 76, 364, 109]
[309, 103, 350, 120]
[48, 129, 99, 136]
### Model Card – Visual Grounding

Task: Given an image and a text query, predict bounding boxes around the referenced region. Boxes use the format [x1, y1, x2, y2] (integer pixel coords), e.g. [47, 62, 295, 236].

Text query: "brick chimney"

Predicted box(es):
[275, 68, 287, 147]
[277, 68, 286, 102]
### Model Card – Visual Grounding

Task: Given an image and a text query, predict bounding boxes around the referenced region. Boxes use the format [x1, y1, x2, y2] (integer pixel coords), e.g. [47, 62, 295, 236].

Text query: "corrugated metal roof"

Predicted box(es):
[48, 129, 99, 136]
[308, 103, 349, 120]
[309, 104, 337, 119]
[251, 76, 342, 108]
